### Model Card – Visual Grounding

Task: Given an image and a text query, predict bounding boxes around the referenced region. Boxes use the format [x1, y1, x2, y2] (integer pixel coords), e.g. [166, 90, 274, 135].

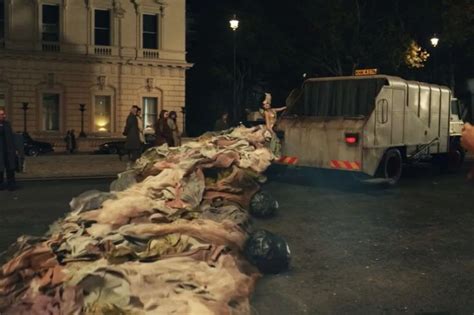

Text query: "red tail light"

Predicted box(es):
[345, 133, 359, 144]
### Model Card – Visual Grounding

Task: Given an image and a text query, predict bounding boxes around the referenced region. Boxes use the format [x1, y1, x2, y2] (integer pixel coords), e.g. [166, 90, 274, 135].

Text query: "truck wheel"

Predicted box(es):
[381, 148, 403, 185]
[438, 146, 465, 172]
[448, 146, 465, 170]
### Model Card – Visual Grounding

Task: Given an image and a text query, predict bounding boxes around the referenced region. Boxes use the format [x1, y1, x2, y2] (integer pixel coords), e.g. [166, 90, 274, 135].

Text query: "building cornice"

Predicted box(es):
[0, 50, 193, 69]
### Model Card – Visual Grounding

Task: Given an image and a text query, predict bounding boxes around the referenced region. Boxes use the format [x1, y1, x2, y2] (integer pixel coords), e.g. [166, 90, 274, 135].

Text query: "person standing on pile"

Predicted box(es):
[123, 105, 141, 162]
[262, 93, 286, 132]
[155, 110, 173, 146]
[0, 108, 17, 191]
[168, 111, 181, 146]
[261, 93, 286, 157]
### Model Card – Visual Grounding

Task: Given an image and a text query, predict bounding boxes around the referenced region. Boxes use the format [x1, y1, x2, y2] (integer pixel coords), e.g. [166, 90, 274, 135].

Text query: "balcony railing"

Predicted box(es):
[94, 46, 112, 56]
[42, 42, 60, 52]
[143, 49, 160, 59]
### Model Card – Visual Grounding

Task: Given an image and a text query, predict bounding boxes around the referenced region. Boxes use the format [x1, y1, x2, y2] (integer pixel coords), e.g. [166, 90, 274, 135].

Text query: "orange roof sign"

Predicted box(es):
[354, 68, 378, 76]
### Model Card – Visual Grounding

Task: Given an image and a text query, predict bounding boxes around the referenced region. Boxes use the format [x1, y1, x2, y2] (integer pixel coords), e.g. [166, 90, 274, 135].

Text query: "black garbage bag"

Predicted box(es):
[243, 229, 290, 274]
[249, 191, 279, 218]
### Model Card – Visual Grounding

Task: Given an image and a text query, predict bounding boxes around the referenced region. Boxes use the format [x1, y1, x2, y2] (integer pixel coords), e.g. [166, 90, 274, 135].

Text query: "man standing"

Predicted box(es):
[214, 112, 230, 131]
[0, 108, 17, 190]
[123, 105, 141, 162]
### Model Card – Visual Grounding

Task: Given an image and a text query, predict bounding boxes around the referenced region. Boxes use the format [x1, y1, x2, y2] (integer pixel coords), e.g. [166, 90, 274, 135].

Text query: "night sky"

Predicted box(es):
[185, 0, 474, 135]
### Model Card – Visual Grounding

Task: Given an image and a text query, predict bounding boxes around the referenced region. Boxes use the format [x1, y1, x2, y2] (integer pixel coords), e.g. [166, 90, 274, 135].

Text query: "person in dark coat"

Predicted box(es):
[0, 109, 17, 190]
[214, 112, 230, 131]
[154, 110, 173, 146]
[123, 105, 141, 162]
[65, 129, 77, 153]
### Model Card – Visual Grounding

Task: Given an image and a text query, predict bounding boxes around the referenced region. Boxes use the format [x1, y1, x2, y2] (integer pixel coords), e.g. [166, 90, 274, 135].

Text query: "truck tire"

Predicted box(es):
[448, 146, 465, 170]
[437, 145, 465, 172]
[380, 148, 403, 185]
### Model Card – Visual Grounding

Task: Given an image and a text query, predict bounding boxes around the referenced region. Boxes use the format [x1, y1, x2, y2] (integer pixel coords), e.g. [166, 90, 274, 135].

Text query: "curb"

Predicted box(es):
[16, 175, 117, 182]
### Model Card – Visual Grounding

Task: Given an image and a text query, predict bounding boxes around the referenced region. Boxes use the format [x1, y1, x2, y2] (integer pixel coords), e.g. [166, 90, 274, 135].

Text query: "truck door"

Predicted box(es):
[375, 88, 393, 146]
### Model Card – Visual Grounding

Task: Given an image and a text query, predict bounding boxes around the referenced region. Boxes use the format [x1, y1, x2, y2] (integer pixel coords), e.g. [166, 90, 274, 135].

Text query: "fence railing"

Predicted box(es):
[42, 42, 60, 52]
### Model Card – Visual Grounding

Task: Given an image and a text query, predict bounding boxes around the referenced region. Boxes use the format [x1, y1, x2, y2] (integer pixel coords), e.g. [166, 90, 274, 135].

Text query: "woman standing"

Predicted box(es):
[261, 93, 286, 157]
[136, 108, 145, 147]
[154, 110, 173, 146]
[262, 93, 286, 132]
[168, 111, 181, 146]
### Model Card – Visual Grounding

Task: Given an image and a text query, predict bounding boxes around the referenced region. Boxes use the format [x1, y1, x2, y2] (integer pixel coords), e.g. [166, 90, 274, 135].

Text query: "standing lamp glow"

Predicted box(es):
[430, 34, 439, 47]
[229, 14, 239, 121]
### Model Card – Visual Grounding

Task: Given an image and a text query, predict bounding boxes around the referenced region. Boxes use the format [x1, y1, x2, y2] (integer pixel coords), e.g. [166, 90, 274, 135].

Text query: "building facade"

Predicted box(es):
[0, 0, 189, 150]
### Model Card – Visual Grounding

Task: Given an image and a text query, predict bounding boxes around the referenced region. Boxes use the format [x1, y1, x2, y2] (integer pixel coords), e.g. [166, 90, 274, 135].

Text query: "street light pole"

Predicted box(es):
[430, 34, 439, 82]
[21, 102, 29, 133]
[229, 14, 239, 122]
[79, 104, 87, 138]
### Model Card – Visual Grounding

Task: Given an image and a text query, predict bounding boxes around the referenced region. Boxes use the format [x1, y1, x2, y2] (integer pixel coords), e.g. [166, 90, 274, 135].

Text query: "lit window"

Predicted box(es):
[42, 5, 59, 42]
[143, 14, 158, 49]
[0, 0, 5, 41]
[95, 95, 111, 132]
[142, 97, 158, 128]
[42, 93, 60, 131]
[95, 10, 110, 46]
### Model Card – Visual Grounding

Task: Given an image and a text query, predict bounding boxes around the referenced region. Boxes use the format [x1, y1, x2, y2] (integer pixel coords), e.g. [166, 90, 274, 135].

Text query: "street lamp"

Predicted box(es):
[430, 34, 439, 47]
[79, 104, 87, 138]
[21, 102, 29, 133]
[229, 14, 239, 121]
[430, 34, 440, 82]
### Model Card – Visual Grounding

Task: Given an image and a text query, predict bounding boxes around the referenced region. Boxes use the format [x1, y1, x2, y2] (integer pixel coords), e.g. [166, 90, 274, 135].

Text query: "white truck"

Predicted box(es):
[275, 75, 465, 184]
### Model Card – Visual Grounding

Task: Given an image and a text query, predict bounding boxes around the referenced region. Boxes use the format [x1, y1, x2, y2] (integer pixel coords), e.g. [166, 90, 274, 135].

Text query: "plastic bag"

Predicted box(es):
[249, 191, 279, 218]
[243, 229, 290, 274]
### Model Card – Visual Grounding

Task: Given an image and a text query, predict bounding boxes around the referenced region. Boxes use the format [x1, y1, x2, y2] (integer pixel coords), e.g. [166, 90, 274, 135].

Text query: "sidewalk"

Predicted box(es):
[16, 154, 128, 181]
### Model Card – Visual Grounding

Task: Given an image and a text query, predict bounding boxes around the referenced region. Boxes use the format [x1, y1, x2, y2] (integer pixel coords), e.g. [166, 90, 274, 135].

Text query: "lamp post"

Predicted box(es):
[79, 104, 87, 138]
[430, 34, 439, 82]
[21, 102, 29, 134]
[229, 14, 239, 121]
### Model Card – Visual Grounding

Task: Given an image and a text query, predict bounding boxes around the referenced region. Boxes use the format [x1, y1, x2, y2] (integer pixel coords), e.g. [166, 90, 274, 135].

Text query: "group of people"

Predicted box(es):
[123, 105, 181, 162]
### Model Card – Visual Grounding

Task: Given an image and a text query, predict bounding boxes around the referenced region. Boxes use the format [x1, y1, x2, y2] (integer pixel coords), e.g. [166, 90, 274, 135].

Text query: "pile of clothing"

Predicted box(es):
[0, 126, 279, 315]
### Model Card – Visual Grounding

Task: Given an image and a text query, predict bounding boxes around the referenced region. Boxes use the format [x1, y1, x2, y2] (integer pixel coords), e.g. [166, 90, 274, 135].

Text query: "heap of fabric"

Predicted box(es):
[0, 126, 277, 315]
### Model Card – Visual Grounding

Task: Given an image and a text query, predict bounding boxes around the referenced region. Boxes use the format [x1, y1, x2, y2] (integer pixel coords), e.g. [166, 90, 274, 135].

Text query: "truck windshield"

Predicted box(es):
[288, 78, 387, 117]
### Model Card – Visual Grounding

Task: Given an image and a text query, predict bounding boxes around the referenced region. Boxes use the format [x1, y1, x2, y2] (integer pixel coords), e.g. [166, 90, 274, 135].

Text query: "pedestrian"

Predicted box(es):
[0, 108, 18, 191]
[122, 105, 141, 162]
[65, 129, 77, 153]
[154, 110, 173, 146]
[168, 111, 181, 146]
[214, 112, 230, 131]
[136, 108, 145, 149]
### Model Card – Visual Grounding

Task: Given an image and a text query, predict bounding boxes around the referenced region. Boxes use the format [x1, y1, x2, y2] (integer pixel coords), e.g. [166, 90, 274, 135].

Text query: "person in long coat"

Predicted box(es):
[123, 105, 141, 162]
[168, 111, 181, 146]
[154, 110, 173, 146]
[0, 109, 17, 190]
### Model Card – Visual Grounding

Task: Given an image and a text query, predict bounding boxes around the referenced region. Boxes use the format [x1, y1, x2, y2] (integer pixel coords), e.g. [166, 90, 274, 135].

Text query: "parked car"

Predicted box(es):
[20, 132, 54, 157]
[95, 140, 155, 157]
[96, 141, 126, 155]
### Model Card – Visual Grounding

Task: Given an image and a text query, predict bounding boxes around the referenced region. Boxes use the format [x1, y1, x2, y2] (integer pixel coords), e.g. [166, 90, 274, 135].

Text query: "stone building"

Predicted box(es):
[0, 0, 189, 151]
